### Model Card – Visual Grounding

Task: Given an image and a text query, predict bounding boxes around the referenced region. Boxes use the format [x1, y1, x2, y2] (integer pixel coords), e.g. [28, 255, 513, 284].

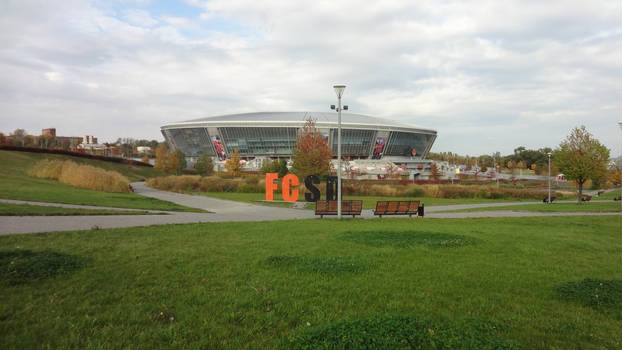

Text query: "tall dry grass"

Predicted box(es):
[146, 174, 555, 200]
[147, 175, 265, 193]
[29, 159, 131, 193]
[343, 181, 554, 199]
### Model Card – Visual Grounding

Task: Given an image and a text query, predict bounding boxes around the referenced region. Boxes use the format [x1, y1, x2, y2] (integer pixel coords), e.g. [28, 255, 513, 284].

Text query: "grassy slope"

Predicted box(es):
[0, 150, 199, 212]
[0, 202, 153, 216]
[442, 201, 622, 213]
[1, 216, 621, 349]
[596, 189, 622, 200]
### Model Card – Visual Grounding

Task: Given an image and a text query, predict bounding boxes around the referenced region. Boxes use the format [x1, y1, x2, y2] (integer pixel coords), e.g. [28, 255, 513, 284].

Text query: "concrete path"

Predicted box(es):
[0, 182, 619, 235]
[0, 198, 163, 212]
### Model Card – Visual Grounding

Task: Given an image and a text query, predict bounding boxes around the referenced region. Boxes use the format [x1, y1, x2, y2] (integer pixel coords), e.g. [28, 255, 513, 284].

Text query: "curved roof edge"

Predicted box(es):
[161, 111, 436, 134]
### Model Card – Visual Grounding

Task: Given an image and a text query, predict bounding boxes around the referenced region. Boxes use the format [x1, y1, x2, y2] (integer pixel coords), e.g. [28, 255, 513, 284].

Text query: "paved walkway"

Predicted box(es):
[0, 182, 619, 235]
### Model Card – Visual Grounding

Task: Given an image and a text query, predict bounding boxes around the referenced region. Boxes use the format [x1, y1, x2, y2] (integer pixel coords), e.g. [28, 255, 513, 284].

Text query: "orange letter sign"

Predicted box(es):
[281, 174, 300, 202]
[265, 173, 279, 201]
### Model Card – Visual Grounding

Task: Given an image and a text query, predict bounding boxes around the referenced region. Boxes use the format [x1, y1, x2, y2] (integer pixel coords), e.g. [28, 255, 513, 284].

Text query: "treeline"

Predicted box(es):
[428, 146, 554, 174]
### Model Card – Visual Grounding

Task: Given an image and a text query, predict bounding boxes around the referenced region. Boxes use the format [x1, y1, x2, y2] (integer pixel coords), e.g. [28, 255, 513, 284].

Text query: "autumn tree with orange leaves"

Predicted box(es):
[290, 119, 333, 179]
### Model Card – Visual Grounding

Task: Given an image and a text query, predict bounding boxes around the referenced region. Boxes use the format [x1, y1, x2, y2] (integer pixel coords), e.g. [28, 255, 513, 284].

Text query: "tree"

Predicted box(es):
[290, 119, 333, 178]
[166, 151, 178, 173]
[0, 133, 6, 145]
[166, 150, 186, 175]
[154, 143, 169, 171]
[554, 126, 610, 204]
[276, 158, 288, 177]
[261, 158, 288, 177]
[140, 155, 150, 164]
[429, 163, 441, 181]
[225, 149, 242, 176]
[11, 129, 26, 146]
[195, 152, 214, 176]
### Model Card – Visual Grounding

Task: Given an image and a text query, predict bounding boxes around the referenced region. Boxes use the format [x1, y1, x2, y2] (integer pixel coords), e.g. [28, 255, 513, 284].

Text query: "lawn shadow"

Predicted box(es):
[288, 315, 517, 349]
[0, 249, 89, 286]
[338, 230, 479, 248]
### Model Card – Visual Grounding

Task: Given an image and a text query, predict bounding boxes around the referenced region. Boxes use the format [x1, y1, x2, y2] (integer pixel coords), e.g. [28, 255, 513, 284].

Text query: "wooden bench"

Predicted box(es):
[373, 200, 423, 218]
[614, 196, 621, 201]
[315, 200, 363, 218]
[542, 196, 556, 203]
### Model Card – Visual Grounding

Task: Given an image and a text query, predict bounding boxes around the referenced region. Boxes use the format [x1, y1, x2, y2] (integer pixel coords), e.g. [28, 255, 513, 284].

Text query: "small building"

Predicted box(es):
[83, 135, 98, 144]
[136, 146, 152, 154]
[41, 128, 56, 137]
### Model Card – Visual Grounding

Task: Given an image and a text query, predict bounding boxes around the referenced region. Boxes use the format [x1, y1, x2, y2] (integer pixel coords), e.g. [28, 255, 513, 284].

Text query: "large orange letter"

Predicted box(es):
[265, 173, 279, 201]
[282, 174, 300, 202]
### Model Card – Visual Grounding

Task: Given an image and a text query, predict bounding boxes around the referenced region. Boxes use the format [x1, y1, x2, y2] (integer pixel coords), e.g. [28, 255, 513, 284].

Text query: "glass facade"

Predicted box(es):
[218, 127, 298, 156]
[331, 129, 375, 157]
[164, 126, 435, 159]
[384, 131, 435, 157]
[166, 128, 215, 157]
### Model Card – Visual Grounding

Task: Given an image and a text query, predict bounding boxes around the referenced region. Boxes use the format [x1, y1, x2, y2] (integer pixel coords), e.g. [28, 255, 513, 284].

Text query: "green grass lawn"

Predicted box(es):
[198, 191, 543, 209]
[595, 189, 622, 200]
[0, 202, 155, 216]
[1, 216, 621, 349]
[0, 150, 200, 212]
[440, 201, 622, 213]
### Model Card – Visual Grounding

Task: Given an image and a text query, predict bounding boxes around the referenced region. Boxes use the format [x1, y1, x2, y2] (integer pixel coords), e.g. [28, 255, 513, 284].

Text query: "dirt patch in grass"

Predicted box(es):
[556, 278, 622, 317]
[0, 249, 88, 286]
[288, 315, 517, 349]
[265, 255, 370, 275]
[338, 230, 478, 248]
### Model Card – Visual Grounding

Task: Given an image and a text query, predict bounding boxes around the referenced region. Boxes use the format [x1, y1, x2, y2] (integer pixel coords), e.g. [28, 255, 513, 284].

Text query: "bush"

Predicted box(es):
[340, 181, 553, 200]
[405, 187, 425, 197]
[147, 175, 265, 194]
[29, 159, 131, 192]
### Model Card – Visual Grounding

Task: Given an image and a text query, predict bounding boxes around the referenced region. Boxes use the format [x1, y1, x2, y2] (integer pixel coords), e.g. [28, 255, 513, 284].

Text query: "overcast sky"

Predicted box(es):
[1, 0, 621, 156]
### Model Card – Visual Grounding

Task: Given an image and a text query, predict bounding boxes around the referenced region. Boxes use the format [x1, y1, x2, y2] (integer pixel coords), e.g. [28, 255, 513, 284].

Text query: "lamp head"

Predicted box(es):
[333, 84, 346, 98]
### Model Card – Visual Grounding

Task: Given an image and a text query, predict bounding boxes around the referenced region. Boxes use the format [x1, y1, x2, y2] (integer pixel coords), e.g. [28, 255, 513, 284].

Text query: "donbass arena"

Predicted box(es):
[161, 112, 438, 179]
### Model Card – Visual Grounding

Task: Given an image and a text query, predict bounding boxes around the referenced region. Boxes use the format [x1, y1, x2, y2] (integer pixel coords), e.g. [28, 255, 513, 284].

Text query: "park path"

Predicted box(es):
[0, 183, 620, 235]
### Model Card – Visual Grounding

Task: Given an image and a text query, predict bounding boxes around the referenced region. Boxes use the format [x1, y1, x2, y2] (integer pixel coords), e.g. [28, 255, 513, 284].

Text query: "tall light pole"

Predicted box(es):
[618, 121, 622, 208]
[333, 84, 346, 219]
[547, 152, 552, 204]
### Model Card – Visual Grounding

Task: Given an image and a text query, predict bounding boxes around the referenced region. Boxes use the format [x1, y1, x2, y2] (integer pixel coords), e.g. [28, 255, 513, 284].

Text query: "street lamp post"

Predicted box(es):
[332, 85, 346, 219]
[547, 152, 552, 204]
[618, 121, 622, 208]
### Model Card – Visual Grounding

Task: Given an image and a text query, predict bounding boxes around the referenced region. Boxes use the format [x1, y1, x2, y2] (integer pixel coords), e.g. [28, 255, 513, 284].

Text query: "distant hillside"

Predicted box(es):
[0, 149, 164, 182]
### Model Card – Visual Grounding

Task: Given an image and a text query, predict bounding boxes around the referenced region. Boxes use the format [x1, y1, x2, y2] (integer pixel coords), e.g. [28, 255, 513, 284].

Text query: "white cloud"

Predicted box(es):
[124, 9, 159, 27]
[0, 0, 621, 156]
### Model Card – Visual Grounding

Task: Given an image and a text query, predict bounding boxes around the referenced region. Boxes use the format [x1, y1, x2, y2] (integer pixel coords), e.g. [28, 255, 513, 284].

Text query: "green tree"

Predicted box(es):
[225, 149, 242, 177]
[173, 150, 186, 175]
[276, 158, 288, 177]
[291, 119, 333, 178]
[195, 152, 214, 176]
[554, 126, 610, 203]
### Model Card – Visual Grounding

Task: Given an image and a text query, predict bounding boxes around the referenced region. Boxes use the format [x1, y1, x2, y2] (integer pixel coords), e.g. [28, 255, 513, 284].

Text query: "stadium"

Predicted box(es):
[161, 112, 440, 179]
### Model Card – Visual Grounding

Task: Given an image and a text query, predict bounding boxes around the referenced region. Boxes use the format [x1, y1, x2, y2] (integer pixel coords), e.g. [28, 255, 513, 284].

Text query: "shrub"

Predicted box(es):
[29, 159, 131, 192]
[146, 175, 200, 192]
[147, 174, 265, 194]
[405, 187, 425, 197]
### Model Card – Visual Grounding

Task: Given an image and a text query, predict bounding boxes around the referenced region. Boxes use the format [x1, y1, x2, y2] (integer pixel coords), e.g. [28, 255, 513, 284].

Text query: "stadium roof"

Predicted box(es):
[163, 112, 435, 134]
